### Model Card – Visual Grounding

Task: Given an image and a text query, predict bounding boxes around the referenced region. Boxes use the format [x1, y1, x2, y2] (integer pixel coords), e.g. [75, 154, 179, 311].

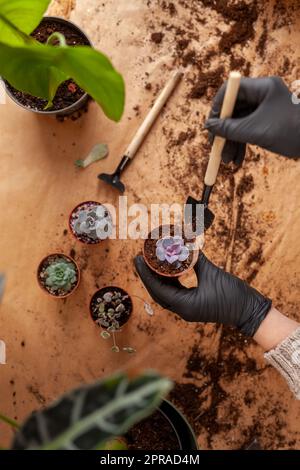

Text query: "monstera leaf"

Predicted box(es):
[0, 0, 125, 121]
[11, 371, 172, 450]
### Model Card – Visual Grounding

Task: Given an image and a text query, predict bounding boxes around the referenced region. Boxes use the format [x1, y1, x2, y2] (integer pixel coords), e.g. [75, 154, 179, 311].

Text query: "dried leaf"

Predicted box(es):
[144, 302, 154, 316]
[75, 144, 108, 168]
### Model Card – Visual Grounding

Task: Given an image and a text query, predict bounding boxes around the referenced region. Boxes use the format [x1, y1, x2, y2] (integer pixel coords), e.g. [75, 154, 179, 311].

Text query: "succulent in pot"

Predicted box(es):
[69, 201, 112, 245]
[143, 225, 199, 277]
[156, 235, 190, 266]
[90, 286, 134, 354]
[37, 253, 80, 298]
[0, 1, 124, 119]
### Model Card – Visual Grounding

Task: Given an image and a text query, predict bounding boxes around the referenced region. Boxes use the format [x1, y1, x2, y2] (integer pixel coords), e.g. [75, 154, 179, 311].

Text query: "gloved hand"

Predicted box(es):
[134, 253, 272, 337]
[205, 76, 300, 163]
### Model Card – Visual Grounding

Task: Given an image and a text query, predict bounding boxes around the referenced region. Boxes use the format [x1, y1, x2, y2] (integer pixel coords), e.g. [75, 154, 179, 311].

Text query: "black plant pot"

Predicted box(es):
[159, 400, 198, 450]
[5, 16, 92, 117]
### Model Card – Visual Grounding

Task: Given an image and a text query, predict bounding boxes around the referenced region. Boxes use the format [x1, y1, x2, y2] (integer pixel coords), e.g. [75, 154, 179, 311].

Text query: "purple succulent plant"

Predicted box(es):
[156, 236, 190, 265]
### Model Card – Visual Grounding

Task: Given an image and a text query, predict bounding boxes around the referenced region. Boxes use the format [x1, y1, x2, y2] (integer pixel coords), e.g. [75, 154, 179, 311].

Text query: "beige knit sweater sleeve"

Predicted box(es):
[264, 327, 300, 399]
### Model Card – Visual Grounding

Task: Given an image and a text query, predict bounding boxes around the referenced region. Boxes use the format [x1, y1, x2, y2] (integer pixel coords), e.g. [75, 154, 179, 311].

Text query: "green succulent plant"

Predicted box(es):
[45, 259, 77, 293]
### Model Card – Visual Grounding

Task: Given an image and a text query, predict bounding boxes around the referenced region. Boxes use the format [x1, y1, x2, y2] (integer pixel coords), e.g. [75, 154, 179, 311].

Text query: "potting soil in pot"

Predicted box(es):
[6, 18, 90, 112]
[125, 410, 179, 450]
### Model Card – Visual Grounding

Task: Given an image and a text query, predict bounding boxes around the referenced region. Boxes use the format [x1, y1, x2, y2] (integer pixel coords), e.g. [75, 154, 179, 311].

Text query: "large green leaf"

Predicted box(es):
[0, 0, 51, 45]
[0, 42, 124, 120]
[57, 46, 125, 121]
[0, 42, 69, 104]
[11, 371, 172, 450]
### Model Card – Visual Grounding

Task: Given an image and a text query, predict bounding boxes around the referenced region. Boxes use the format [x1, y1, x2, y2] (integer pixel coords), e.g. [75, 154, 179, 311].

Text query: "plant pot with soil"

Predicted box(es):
[7, 370, 198, 450]
[90, 286, 134, 354]
[0, 1, 124, 120]
[69, 201, 113, 245]
[125, 399, 198, 451]
[37, 253, 80, 298]
[143, 225, 199, 278]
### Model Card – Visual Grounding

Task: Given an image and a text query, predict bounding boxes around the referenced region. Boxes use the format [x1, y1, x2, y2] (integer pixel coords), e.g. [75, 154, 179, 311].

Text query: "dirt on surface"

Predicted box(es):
[0, 0, 300, 451]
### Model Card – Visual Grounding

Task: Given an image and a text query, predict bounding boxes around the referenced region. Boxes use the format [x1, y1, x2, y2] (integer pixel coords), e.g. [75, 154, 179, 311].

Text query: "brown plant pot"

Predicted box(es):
[69, 201, 112, 245]
[5, 16, 92, 117]
[37, 253, 80, 299]
[143, 225, 199, 278]
[89, 286, 133, 329]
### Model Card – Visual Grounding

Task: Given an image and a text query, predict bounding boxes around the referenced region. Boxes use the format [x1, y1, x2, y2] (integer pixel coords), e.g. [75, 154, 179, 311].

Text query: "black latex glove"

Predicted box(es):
[205, 76, 300, 163]
[134, 253, 272, 337]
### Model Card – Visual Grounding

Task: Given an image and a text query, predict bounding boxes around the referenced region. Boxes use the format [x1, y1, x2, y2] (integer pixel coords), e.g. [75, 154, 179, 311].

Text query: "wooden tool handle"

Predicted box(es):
[125, 70, 183, 159]
[204, 71, 241, 186]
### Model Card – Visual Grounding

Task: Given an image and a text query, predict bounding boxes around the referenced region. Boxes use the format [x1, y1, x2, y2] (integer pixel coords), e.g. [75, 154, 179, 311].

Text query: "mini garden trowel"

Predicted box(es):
[186, 71, 241, 233]
[98, 70, 183, 193]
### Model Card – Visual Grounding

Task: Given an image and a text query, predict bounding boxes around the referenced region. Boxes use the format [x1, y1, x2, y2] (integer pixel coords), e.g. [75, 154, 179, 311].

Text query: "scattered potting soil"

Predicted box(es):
[151, 32, 164, 44]
[143, 225, 196, 276]
[38, 254, 78, 297]
[125, 410, 179, 450]
[6, 18, 90, 112]
[69, 201, 110, 245]
[189, 66, 225, 99]
[169, 325, 266, 448]
[199, 0, 258, 54]
[236, 174, 255, 198]
[256, 19, 268, 58]
[90, 287, 132, 329]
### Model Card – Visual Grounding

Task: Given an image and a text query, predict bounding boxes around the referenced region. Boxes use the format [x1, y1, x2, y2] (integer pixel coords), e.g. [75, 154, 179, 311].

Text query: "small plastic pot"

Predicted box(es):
[37, 253, 80, 299]
[89, 286, 133, 329]
[158, 399, 199, 450]
[5, 16, 92, 117]
[69, 201, 112, 245]
[143, 225, 199, 278]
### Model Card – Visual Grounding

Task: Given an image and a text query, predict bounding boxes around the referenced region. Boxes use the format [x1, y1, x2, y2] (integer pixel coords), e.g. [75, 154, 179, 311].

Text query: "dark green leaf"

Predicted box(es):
[0, 42, 124, 120]
[12, 371, 172, 450]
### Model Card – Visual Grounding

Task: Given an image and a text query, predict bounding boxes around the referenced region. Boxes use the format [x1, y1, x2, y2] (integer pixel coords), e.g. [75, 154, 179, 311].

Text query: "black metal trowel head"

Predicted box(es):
[185, 185, 215, 234]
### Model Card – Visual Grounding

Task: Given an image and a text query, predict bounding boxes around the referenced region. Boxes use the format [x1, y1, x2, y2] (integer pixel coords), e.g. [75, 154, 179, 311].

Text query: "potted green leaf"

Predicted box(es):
[0, 1, 125, 120]
[0, 370, 198, 450]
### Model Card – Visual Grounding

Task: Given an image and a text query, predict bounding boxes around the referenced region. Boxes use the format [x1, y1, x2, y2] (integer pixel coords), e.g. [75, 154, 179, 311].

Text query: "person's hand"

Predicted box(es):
[205, 76, 300, 163]
[134, 253, 272, 337]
